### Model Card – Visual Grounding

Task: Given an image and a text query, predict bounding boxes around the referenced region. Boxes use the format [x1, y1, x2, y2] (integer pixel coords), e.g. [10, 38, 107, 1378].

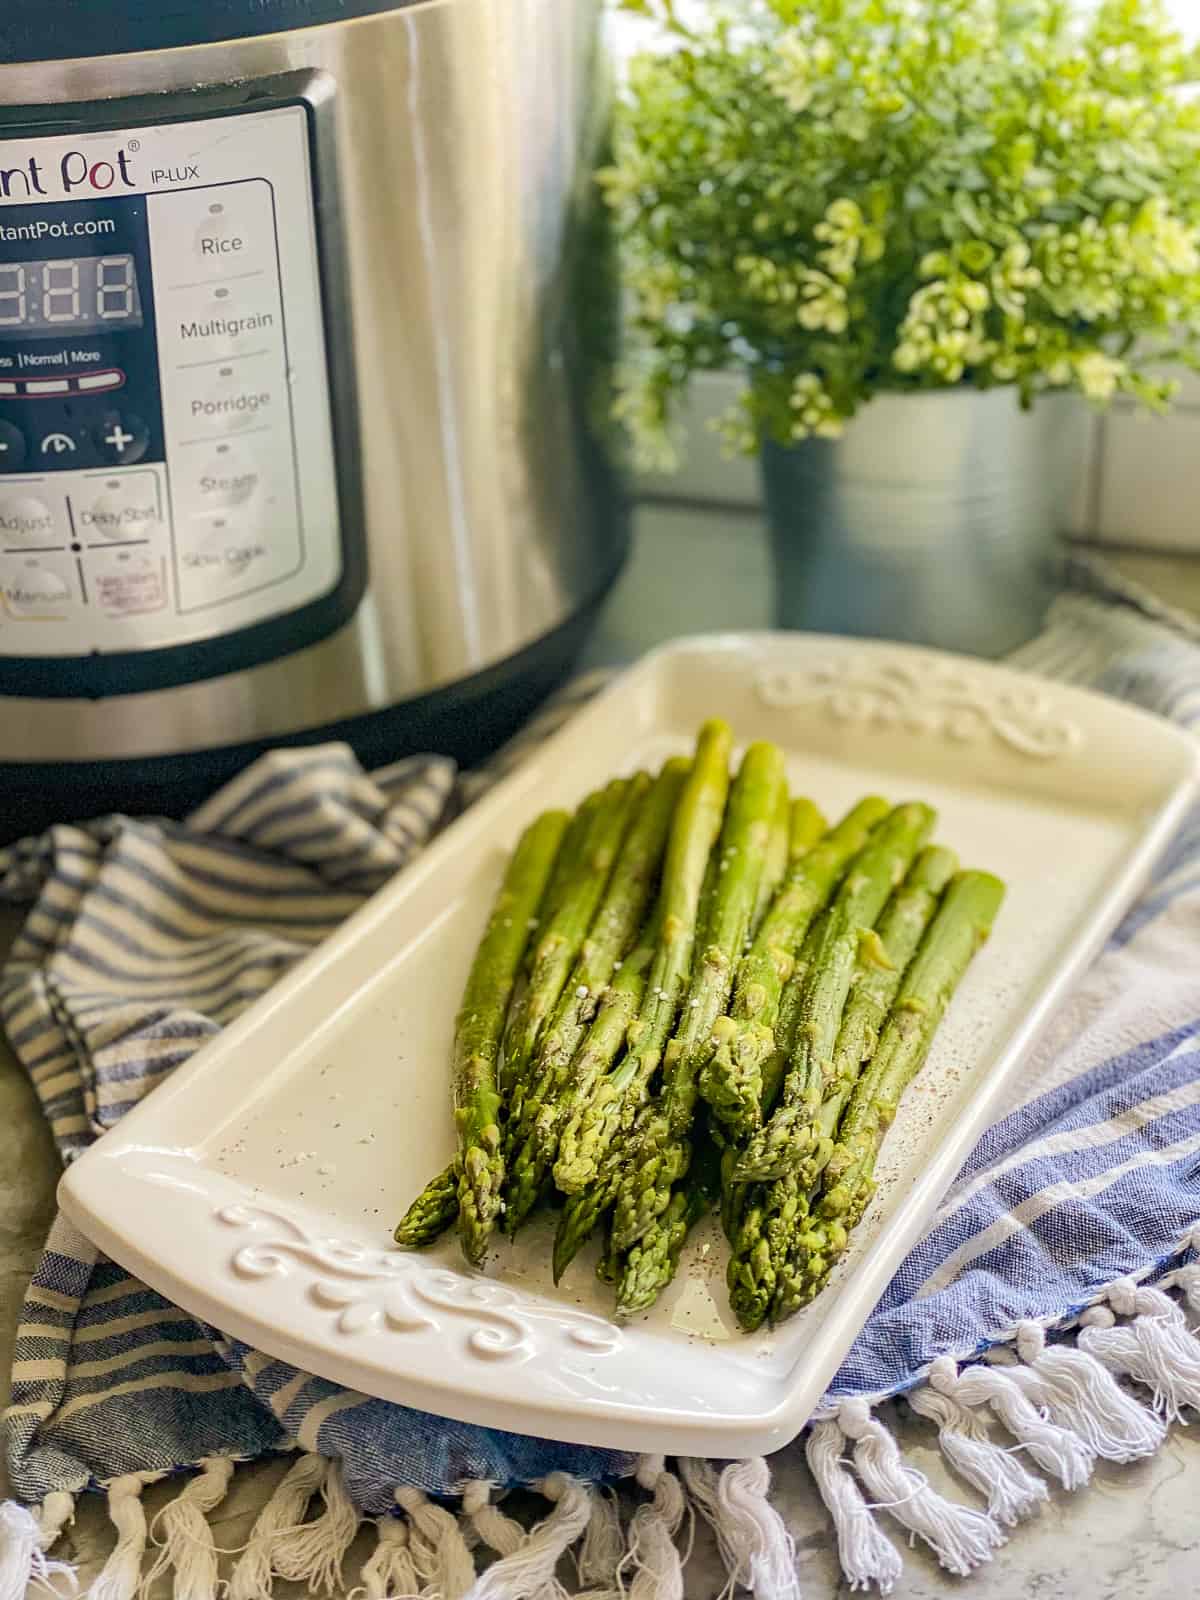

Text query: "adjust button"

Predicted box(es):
[0, 421, 27, 473]
[0, 495, 63, 548]
[92, 413, 150, 466]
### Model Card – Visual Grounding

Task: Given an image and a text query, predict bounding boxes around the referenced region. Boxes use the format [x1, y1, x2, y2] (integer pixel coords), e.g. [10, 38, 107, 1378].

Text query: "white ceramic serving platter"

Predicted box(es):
[60, 633, 1200, 1457]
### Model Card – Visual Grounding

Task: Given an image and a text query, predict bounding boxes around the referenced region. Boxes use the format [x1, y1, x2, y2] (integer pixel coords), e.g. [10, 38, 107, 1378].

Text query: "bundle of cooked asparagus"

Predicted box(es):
[394, 721, 1004, 1330]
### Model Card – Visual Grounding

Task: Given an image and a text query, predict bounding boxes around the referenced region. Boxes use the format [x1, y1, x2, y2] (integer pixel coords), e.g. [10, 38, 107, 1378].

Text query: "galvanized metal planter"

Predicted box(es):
[760, 387, 1089, 658]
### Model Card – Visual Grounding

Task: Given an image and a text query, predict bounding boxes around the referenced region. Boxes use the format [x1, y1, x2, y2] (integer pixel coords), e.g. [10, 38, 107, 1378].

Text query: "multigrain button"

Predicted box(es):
[0, 495, 59, 546]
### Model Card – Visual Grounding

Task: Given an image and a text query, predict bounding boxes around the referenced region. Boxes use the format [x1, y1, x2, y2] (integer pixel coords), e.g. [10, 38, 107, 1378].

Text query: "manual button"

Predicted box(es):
[0, 554, 75, 619]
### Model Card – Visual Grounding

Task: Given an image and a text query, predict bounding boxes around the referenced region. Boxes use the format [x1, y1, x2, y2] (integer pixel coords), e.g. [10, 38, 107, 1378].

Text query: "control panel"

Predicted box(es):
[0, 105, 342, 657]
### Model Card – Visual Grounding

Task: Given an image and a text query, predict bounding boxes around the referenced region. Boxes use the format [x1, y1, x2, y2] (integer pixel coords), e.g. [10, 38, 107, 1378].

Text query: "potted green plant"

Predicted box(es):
[607, 0, 1200, 654]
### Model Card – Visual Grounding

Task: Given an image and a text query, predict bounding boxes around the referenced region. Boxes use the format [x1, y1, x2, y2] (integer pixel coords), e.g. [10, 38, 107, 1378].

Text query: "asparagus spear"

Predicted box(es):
[501, 776, 644, 1105]
[496, 798, 598, 1101]
[722, 846, 956, 1327]
[552, 720, 734, 1196]
[733, 802, 936, 1183]
[750, 786, 793, 941]
[501, 760, 690, 1228]
[553, 829, 733, 1274]
[699, 796, 889, 1137]
[793, 845, 959, 1187]
[727, 1169, 810, 1331]
[616, 1133, 721, 1316]
[539, 791, 603, 931]
[394, 1162, 459, 1248]
[609, 741, 787, 1251]
[770, 869, 1006, 1322]
[503, 931, 656, 1235]
[454, 808, 570, 1267]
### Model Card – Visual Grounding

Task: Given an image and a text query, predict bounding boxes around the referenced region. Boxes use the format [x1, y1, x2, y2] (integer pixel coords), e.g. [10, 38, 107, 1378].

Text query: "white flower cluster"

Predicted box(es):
[789, 372, 844, 440]
[893, 277, 993, 384]
[764, 34, 834, 115]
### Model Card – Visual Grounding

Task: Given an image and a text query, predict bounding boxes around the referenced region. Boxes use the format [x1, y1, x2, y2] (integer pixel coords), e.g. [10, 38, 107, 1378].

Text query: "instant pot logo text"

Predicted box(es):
[0, 149, 135, 201]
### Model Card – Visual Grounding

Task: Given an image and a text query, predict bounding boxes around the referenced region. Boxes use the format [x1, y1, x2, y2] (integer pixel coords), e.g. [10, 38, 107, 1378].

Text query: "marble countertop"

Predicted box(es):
[4, 514, 1200, 1598]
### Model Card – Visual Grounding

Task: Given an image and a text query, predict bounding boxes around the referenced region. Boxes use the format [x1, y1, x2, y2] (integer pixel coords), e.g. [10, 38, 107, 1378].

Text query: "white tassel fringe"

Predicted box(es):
[464, 1473, 591, 1600]
[805, 1420, 903, 1594]
[0, 1498, 76, 1600]
[228, 1450, 328, 1600]
[396, 1486, 477, 1600]
[268, 1458, 359, 1595]
[837, 1399, 1004, 1577]
[622, 1456, 685, 1600]
[905, 1384, 1048, 1526]
[679, 1457, 800, 1600]
[1079, 1281, 1200, 1421]
[361, 1514, 424, 1600]
[575, 1487, 623, 1591]
[930, 1355, 1095, 1488]
[141, 1456, 234, 1600]
[87, 1471, 162, 1600]
[1007, 1321, 1166, 1461]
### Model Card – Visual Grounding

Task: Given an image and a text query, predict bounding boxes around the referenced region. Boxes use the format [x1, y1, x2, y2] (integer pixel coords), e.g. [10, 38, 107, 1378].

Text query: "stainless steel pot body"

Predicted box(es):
[0, 0, 625, 763]
[761, 388, 1088, 658]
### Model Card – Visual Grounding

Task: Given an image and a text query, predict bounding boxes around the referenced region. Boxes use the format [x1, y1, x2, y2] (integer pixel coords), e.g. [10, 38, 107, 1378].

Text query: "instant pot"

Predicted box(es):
[0, 0, 627, 838]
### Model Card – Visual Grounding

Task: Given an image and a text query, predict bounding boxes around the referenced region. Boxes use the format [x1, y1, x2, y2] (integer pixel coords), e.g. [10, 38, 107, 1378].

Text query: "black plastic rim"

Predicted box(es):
[1, 1, 419, 66]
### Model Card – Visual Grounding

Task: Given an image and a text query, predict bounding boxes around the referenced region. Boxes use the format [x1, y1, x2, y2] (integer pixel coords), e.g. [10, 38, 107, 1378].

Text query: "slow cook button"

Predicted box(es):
[0, 495, 63, 547]
[0, 555, 74, 619]
[181, 537, 278, 598]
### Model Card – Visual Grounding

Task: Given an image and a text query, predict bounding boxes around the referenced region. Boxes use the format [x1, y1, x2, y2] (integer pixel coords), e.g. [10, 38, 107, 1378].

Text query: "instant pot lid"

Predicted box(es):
[0, 0, 423, 65]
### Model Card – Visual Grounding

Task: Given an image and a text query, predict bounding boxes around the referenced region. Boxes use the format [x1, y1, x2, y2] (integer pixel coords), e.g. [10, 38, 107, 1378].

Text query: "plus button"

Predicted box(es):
[93, 414, 149, 465]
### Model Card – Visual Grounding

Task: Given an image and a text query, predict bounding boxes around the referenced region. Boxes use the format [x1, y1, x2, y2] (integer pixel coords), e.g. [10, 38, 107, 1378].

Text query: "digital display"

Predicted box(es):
[0, 253, 142, 337]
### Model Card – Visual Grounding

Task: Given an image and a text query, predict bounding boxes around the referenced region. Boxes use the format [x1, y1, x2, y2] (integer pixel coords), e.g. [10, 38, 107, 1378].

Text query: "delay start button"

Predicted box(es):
[79, 476, 160, 541]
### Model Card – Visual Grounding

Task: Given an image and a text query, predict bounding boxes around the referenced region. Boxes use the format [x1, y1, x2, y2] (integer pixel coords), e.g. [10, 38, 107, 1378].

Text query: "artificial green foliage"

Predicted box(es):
[605, 0, 1200, 460]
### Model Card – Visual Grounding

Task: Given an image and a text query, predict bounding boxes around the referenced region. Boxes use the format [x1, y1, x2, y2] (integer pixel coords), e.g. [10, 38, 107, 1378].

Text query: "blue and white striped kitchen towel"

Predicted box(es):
[2, 589, 1200, 1600]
